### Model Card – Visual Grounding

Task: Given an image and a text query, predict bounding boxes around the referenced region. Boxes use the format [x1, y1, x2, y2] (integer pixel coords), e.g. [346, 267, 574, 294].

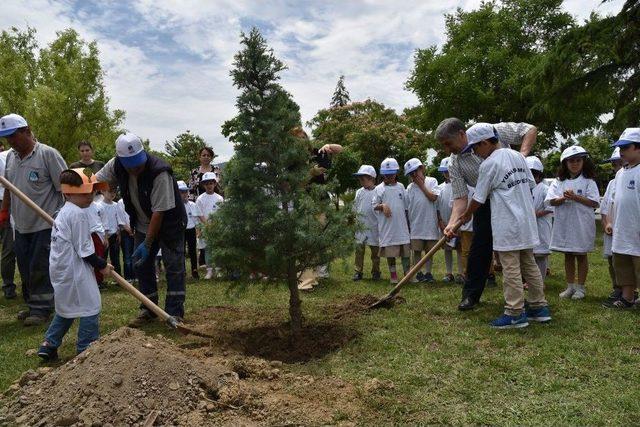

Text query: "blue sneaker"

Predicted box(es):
[526, 306, 552, 322]
[490, 313, 529, 329]
[421, 272, 435, 283]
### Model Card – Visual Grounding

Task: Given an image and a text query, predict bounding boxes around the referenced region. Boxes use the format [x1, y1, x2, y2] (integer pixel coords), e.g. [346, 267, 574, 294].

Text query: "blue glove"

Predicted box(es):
[132, 243, 150, 268]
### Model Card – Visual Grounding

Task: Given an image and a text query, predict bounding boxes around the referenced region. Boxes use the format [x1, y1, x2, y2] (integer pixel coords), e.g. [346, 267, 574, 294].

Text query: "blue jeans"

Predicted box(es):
[44, 313, 99, 353]
[14, 229, 54, 316]
[120, 233, 135, 280]
[134, 231, 186, 317]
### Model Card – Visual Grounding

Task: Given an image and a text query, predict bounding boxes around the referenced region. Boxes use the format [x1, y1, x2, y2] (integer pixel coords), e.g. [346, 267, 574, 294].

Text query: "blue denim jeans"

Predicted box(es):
[120, 232, 135, 281]
[44, 313, 99, 353]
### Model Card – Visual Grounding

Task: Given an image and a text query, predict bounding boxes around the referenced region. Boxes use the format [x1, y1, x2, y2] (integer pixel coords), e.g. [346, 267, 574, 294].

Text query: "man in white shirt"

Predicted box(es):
[460, 123, 550, 329]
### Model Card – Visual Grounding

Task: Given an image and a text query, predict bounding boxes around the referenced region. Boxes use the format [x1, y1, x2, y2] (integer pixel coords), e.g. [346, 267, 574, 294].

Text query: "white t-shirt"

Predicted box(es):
[601, 178, 616, 257]
[196, 192, 224, 219]
[532, 182, 553, 255]
[406, 178, 441, 241]
[85, 201, 105, 239]
[185, 200, 202, 230]
[50, 202, 101, 318]
[612, 165, 640, 257]
[371, 182, 410, 248]
[96, 201, 119, 235]
[473, 148, 539, 252]
[545, 174, 599, 253]
[116, 199, 130, 228]
[353, 187, 379, 246]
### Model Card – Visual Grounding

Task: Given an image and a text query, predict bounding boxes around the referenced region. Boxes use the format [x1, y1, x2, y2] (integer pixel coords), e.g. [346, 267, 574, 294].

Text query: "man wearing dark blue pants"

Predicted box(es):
[97, 133, 187, 325]
[436, 118, 537, 310]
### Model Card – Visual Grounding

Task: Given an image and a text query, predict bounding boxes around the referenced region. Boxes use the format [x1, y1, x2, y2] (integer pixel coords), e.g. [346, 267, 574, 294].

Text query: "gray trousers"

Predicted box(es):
[14, 229, 54, 316]
[1, 225, 16, 295]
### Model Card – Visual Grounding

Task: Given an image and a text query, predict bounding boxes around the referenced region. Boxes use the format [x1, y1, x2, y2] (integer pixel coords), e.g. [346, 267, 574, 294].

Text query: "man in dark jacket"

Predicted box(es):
[97, 133, 187, 326]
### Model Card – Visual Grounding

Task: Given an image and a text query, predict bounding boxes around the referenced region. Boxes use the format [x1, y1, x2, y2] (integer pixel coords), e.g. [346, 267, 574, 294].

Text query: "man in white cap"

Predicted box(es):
[97, 133, 187, 325]
[0, 113, 67, 325]
[435, 117, 537, 310]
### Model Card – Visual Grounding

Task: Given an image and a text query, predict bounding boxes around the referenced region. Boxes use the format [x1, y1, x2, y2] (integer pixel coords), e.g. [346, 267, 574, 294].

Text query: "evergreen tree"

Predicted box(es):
[330, 75, 351, 108]
[205, 28, 354, 338]
[164, 130, 209, 181]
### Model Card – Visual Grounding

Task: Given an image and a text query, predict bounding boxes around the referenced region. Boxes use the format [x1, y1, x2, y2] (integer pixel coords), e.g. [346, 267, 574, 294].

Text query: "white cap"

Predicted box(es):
[380, 158, 400, 175]
[177, 180, 188, 191]
[0, 113, 28, 137]
[462, 123, 497, 153]
[560, 145, 588, 162]
[116, 133, 147, 168]
[438, 157, 451, 172]
[525, 156, 544, 172]
[605, 147, 621, 162]
[403, 158, 423, 175]
[353, 165, 376, 178]
[612, 127, 640, 147]
[201, 171, 218, 182]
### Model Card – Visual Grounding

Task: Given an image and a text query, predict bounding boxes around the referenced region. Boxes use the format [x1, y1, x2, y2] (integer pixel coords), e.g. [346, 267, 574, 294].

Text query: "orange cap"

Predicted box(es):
[61, 168, 110, 194]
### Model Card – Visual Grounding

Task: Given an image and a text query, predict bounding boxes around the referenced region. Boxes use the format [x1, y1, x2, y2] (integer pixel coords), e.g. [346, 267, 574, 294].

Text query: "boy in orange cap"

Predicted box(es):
[37, 168, 113, 361]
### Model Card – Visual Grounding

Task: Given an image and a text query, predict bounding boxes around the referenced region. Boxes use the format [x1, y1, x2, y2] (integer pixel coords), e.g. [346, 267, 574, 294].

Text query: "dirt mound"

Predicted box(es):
[1, 327, 361, 426]
[331, 293, 405, 319]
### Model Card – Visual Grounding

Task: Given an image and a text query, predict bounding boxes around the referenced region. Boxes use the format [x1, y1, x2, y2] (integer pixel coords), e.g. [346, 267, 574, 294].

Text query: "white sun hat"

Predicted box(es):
[560, 145, 588, 162]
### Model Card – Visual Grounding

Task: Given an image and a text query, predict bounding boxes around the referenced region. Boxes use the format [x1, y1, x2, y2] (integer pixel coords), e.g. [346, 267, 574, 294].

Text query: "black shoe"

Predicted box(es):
[422, 272, 435, 283]
[371, 272, 381, 281]
[486, 274, 497, 287]
[128, 309, 155, 328]
[352, 272, 363, 281]
[37, 342, 58, 362]
[458, 296, 478, 311]
[4, 290, 17, 299]
[603, 298, 635, 309]
[606, 289, 622, 302]
[191, 270, 200, 280]
[416, 272, 425, 282]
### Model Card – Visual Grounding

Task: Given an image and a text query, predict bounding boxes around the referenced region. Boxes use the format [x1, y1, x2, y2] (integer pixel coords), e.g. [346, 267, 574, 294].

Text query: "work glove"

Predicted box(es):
[132, 242, 150, 268]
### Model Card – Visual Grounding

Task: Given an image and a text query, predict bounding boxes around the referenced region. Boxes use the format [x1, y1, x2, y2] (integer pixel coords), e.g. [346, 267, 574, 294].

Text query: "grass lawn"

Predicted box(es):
[1, 226, 639, 425]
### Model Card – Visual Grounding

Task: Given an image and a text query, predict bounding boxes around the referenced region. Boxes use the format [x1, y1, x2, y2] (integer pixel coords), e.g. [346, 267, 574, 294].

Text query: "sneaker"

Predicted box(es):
[352, 272, 363, 281]
[526, 306, 552, 323]
[603, 298, 635, 309]
[606, 289, 622, 303]
[490, 313, 529, 329]
[191, 270, 200, 280]
[4, 289, 17, 299]
[390, 272, 399, 284]
[371, 272, 381, 281]
[486, 274, 497, 287]
[421, 272, 435, 283]
[559, 284, 575, 299]
[37, 342, 58, 362]
[23, 314, 49, 326]
[442, 274, 455, 283]
[409, 274, 419, 284]
[416, 272, 425, 282]
[571, 286, 586, 300]
[205, 268, 214, 280]
[128, 309, 155, 328]
[455, 274, 465, 285]
[17, 309, 30, 321]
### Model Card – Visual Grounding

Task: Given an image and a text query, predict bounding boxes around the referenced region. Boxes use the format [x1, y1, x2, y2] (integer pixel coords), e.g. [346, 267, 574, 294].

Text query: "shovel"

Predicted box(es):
[0, 175, 212, 338]
[369, 219, 464, 309]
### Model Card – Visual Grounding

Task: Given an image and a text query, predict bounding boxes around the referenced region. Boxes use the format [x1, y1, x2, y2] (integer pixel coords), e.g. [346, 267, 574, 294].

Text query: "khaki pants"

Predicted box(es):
[459, 231, 474, 277]
[354, 243, 380, 274]
[613, 253, 640, 289]
[498, 249, 547, 316]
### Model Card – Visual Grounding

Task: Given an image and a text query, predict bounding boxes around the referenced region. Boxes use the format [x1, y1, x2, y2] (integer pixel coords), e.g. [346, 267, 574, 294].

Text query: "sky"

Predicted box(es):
[1, 0, 625, 162]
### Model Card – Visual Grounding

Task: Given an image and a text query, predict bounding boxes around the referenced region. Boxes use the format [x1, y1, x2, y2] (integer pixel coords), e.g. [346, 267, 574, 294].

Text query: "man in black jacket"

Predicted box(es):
[97, 133, 187, 326]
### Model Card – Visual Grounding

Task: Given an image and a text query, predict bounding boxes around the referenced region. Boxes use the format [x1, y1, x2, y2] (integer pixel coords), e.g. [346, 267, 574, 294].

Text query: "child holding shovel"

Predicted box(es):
[37, 168, 113, 361]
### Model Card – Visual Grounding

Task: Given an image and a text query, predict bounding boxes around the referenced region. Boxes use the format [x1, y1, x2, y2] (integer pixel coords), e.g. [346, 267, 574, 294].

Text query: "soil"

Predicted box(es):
[0, 327, 363, 426]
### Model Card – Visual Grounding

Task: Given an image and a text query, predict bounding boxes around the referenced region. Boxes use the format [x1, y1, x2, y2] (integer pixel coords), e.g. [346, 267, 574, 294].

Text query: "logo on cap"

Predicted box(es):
[1, 121, 5, 128]
[128, 145, 134, 153]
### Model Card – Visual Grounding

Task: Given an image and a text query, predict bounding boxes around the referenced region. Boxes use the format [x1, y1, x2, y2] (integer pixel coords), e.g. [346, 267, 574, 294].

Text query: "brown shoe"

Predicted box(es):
[23, 314, 49, 326]
[128, 310, 155, 328]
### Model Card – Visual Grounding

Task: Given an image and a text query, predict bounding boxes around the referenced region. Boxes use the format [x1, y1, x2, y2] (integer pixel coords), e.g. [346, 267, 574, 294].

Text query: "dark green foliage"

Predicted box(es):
[164, 130, 209, 181]
[330, 75, 351, 108]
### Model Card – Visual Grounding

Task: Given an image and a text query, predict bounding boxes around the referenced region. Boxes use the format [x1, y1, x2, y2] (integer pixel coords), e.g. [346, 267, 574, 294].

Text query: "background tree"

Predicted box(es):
[330, 75, 350, 108]
[164, 130, 208, 181]
[405, 0, 574, 151]
[204, 28, 354, 338]
[0, 27, 124, 163]
[309, 100, 433, 193]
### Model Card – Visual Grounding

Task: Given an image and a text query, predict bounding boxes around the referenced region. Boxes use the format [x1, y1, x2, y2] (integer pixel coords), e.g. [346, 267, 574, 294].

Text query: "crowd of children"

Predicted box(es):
[352, 126, 640, 327]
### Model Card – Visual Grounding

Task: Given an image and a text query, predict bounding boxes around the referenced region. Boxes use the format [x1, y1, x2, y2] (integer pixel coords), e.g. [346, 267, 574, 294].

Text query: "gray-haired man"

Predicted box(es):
[436, 118, 537, 310]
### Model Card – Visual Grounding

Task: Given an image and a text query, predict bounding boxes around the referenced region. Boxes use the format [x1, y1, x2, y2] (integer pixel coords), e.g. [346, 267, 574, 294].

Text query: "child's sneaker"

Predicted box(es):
[390, 272, 399, 284]
[37, 342, 58, 362]
[409, 274, 419, 284]
[571, 285, 586, 300]
[371, 272, 381, 281]
[415, 272, 425, 282]
[559, 284, 575, 299]
[526, 306, 552, 323]
[352, 272, 363, 281]
[205, 268, 213, 280]
[455, 274, 465, 284]
[421, 272, 434, 283]
[603, 298, 635, 309]
[489, 313, 529, 329]
[442, 273, 455, 283]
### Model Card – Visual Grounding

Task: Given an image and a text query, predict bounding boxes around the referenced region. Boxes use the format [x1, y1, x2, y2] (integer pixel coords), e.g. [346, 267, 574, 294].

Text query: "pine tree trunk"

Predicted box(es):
[287, 262, 303, 343]
[335, 193, 340, 211]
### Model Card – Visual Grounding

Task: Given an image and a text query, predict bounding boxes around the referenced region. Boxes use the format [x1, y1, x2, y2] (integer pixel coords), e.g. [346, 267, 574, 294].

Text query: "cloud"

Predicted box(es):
[1, 0, 626, 167]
